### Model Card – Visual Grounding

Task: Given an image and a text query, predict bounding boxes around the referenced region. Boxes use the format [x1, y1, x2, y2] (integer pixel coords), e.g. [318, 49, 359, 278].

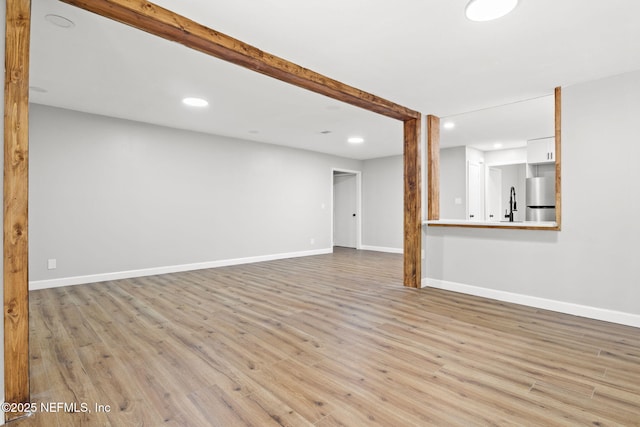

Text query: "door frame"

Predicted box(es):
[331, 168, 362, 250]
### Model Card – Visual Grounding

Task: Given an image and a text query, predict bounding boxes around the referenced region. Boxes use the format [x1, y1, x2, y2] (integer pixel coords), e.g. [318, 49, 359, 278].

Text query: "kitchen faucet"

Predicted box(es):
[505, 186, 517, 222]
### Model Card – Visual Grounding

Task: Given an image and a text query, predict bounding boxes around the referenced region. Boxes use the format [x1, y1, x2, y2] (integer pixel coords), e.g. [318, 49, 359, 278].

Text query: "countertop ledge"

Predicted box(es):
[424, 220, 558, 229]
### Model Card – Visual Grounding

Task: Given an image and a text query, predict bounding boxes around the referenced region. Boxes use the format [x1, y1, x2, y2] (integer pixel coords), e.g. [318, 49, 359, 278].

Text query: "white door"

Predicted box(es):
[486, 167, 502, 222]
[467, 162, 482, 221]
[333, 173, 357, 248]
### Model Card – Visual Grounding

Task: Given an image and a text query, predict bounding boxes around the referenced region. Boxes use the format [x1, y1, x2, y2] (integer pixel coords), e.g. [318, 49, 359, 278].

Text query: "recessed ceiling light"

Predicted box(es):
[465, 0, 518, 22]
[182, 97, 209, 107]
[443, 121, 455, 129]
[348, 137, 364, 144]
[45, 14, 75, 28]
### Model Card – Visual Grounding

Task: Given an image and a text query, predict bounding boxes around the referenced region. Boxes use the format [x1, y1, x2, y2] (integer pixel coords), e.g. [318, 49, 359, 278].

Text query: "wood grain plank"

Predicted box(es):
[591, 383, 640, 424]
[311, 357, 468, 426]
[555, 86, 562, 229]
[247, 360, 335, 424]
[74, 344, 163, 427]
[189, 383, 288, 427]
[30, 335, 114, 426]
[38, 288, 100, 348]
[428, 222, 561, 231]
[403, 116, 422, 287]
[108, 346, 216, 427]
[528, 381, 637, 425]
[26, 332, 61, 425]
[4, 0, 31, 420]
[433, 365, 599, 425]
[244, 388, 313, 427]
[427, 114, 440, 220]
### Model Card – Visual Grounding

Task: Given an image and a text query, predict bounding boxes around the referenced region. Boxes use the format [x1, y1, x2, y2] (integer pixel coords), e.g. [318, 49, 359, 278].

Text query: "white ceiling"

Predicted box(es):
[29, 0, 640, 159]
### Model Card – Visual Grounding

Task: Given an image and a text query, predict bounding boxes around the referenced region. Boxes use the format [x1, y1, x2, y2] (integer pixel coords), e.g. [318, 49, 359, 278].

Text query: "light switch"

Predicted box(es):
[454, 197, 462, 205]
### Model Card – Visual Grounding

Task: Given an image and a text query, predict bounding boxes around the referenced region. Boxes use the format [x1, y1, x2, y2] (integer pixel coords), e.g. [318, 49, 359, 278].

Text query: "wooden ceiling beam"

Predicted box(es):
[59, 0, 421, 122]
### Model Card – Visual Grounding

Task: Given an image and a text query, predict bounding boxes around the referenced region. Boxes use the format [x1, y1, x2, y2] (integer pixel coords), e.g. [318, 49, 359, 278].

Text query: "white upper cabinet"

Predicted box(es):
[527, 137, 555, 164]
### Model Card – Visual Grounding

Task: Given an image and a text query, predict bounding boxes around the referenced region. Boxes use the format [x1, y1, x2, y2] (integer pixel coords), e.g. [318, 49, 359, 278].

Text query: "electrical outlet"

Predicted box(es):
[310, 238, 315, 245]
[47, 259, 57, 270]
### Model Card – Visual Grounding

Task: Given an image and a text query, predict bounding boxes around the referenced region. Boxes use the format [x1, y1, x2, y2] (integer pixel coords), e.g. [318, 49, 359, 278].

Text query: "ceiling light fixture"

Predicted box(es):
[443, 121, 455, 129]
[182, 97, 209, 107]
[45, 14, 75, 28]
[465, 0, 518, 22]
[493, 142, 503, 149]
[347, 137, 364, 144]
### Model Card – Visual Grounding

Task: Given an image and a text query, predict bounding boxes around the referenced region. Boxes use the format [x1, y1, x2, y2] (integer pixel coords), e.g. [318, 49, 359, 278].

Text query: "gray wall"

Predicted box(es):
[425, 69, 640, 317]
[29, 104, 362, 282]
[361, 155, 403, 251]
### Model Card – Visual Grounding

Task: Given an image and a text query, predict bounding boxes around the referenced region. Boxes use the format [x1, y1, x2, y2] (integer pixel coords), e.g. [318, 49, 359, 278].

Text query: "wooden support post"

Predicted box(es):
[554, 87, 562, 229]
[4, 0, 31, 421]
[404, 117, 422, 288]
[427, 115, 440, 220]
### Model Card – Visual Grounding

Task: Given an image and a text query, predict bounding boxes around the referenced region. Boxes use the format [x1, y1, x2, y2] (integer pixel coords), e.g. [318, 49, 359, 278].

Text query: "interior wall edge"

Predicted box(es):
[423, 277, 640, 328]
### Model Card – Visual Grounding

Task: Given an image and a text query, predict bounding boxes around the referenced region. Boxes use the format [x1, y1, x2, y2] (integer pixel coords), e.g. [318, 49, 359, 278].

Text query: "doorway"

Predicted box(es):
[332, 169, 362, 249]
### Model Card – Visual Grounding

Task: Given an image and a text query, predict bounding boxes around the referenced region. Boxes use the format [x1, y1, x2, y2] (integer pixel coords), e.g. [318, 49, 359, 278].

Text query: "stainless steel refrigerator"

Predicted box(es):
[525, 177, 556, 221]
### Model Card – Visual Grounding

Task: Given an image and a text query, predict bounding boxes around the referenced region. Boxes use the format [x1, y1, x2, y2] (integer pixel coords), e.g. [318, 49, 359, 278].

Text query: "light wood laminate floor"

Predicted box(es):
[14, 248, 640, 426]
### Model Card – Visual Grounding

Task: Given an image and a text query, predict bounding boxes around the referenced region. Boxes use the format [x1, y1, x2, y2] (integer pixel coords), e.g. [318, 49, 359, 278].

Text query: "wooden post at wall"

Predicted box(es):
[554, 87, 562, 229]
[427, 115, 440, 220]
[4, 0, 31, 421]
[404, 117, 422, 288]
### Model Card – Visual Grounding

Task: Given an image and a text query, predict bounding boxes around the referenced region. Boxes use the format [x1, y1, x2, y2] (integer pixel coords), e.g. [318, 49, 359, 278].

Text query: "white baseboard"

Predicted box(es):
[29, 248, 333, 291]
[360, 245, 403, 254]
[423, 277, 640, 328]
